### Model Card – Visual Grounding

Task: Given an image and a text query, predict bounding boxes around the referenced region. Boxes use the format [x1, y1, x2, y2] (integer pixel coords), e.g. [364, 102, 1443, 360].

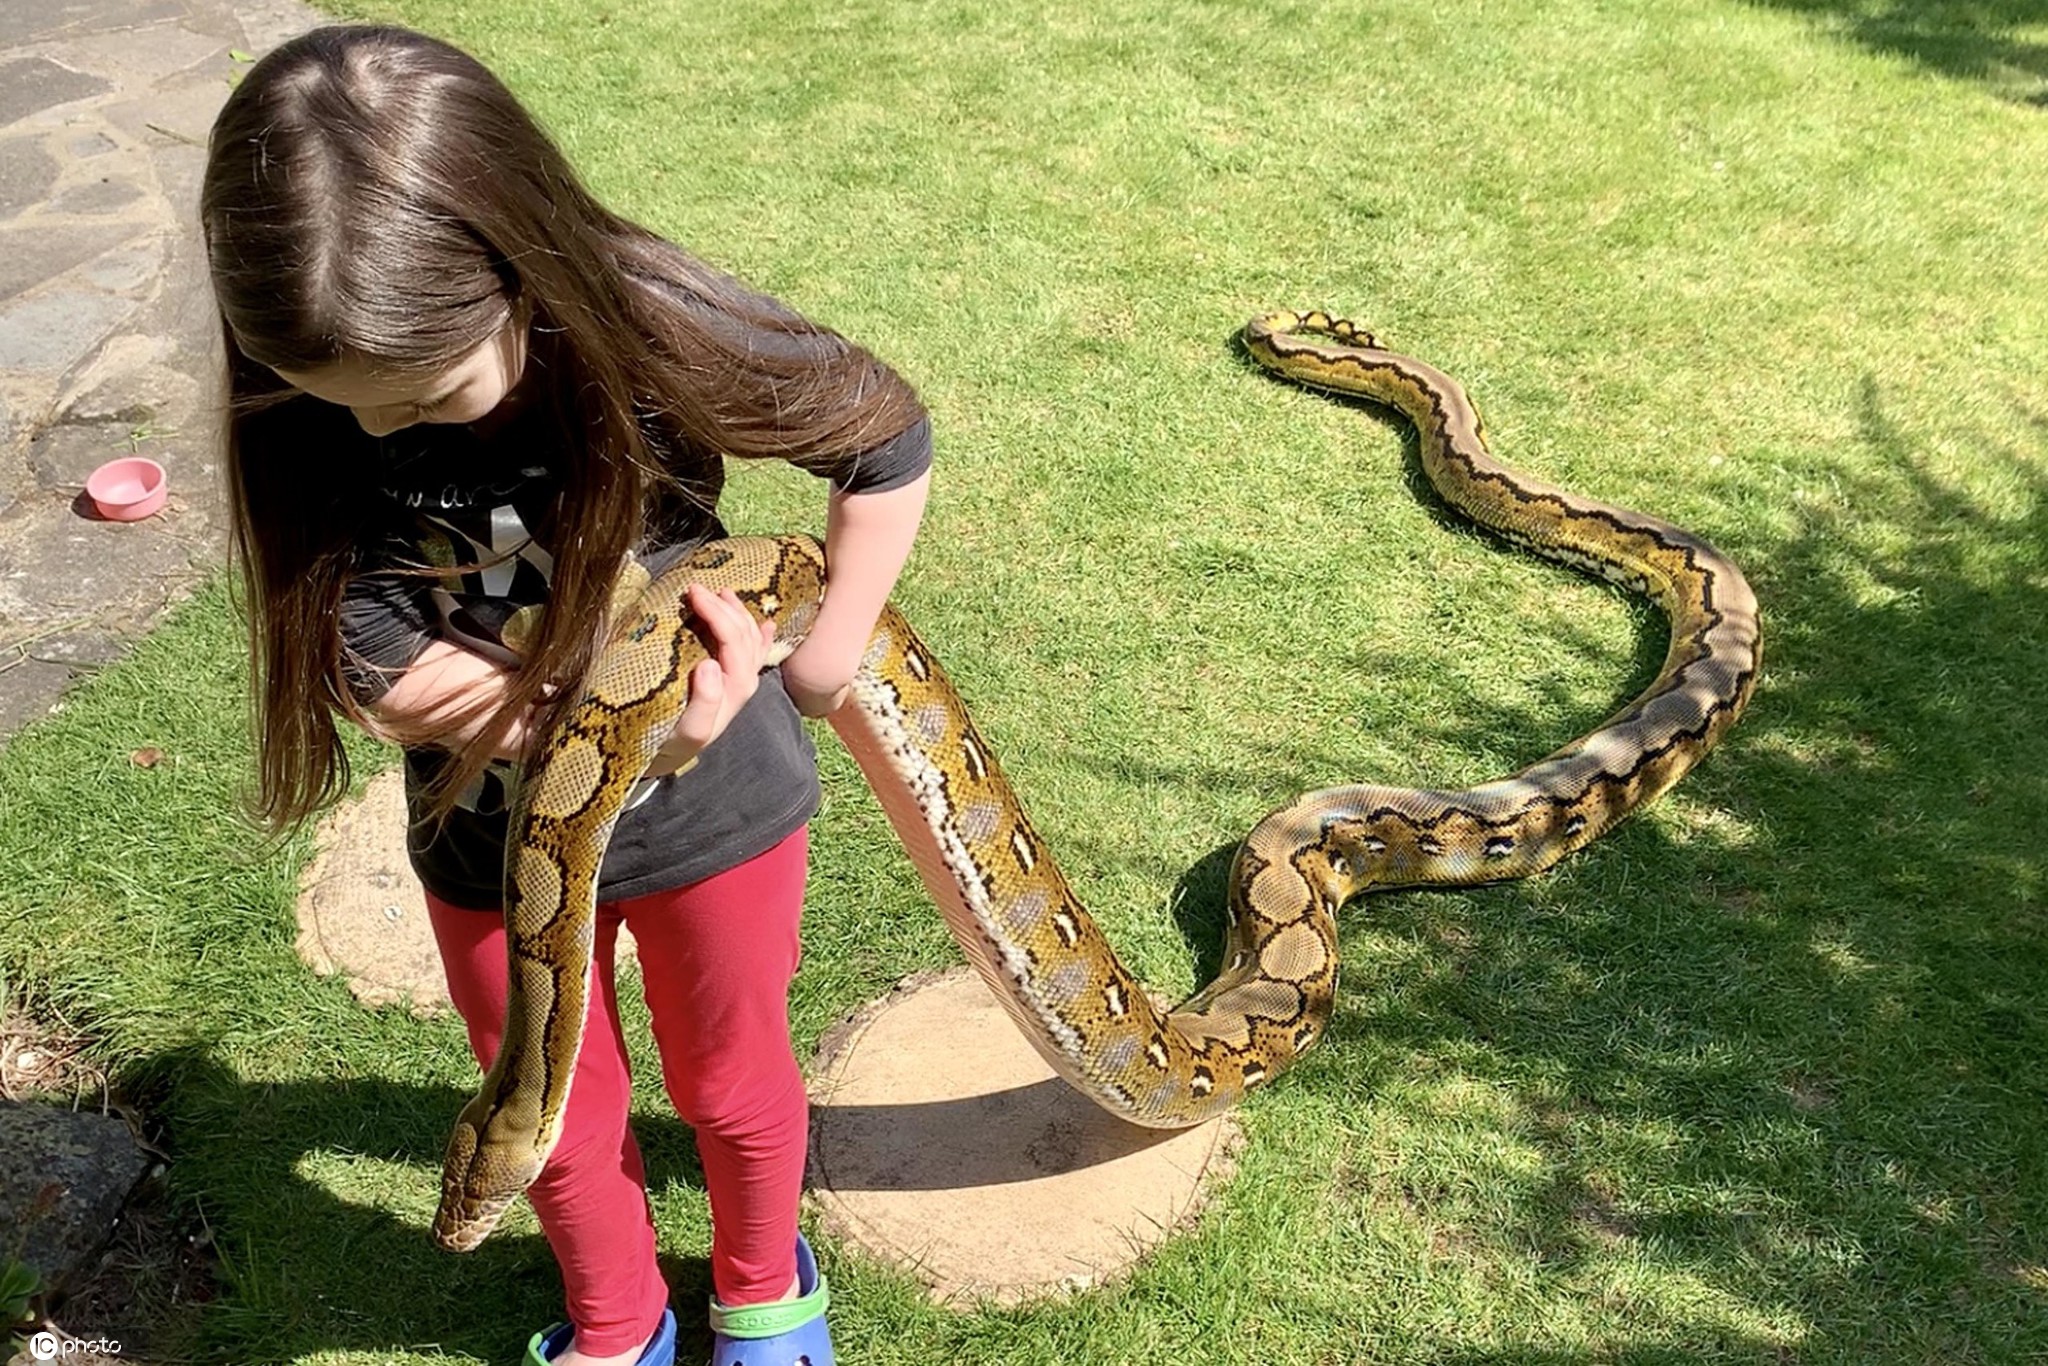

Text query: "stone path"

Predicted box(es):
[0, 0, 317, 739]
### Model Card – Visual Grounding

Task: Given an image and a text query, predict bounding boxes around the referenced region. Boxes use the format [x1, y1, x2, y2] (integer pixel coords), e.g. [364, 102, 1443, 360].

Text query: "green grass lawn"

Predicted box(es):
[4, 0, 2046, 1360]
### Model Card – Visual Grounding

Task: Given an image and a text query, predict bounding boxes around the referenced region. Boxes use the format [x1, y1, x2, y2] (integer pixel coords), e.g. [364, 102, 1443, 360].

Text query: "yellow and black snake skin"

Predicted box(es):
[429, 311, 1761, 1251]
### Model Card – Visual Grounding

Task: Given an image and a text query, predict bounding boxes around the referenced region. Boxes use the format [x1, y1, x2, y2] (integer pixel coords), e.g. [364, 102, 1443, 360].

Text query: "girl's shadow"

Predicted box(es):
[131, 1047, 715, 1364]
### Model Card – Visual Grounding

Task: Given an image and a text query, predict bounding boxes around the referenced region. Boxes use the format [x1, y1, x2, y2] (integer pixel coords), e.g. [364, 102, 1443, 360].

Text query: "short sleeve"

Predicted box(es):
[644, 268, 932, 497]
[785, 412, 932, 496]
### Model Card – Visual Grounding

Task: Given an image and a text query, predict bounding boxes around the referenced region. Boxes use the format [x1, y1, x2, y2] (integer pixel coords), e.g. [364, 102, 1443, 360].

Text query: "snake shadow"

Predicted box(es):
[806, 1077, 1187, 1193]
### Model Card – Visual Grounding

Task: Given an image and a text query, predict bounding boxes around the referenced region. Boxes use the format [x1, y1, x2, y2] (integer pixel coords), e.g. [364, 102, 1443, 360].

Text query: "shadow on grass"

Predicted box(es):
[1148, 366, 2047, 1356]
[1743, 0, 2048, 104]
[118, 1046, 718, 1365]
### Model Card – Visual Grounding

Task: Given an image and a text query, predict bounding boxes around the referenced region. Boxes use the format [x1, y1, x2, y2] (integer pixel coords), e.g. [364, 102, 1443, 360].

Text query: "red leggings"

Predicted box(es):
[427, 826, 810, 1356]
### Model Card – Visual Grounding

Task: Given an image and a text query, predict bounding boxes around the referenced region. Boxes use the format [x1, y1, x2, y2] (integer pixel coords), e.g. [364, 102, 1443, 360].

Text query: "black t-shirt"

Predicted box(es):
[337, 279, 930, 910]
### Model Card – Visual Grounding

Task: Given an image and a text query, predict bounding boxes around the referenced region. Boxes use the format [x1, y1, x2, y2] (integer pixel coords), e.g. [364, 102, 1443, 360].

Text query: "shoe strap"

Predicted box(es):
[708, 1278, 830, 1341]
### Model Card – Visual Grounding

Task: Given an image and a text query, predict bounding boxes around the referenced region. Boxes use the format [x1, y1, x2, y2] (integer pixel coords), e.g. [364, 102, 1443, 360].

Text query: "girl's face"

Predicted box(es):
[271, 323, 529, 438]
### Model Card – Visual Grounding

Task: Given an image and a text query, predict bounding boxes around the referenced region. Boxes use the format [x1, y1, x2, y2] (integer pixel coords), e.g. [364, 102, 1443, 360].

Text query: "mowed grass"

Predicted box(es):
[3, 0, 2046, 1361]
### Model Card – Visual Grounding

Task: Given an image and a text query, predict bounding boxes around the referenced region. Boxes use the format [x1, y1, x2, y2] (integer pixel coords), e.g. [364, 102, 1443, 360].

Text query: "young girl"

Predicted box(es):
[202, 24, 931, 1366]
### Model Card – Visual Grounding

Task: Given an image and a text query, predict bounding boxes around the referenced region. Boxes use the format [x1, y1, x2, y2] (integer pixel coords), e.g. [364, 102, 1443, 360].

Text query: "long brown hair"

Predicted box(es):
[202, 23, 923, 834]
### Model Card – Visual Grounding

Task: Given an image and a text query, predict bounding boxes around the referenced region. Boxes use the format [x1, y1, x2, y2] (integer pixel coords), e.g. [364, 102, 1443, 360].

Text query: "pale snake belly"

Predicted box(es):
[429, 311, 1762, 1250]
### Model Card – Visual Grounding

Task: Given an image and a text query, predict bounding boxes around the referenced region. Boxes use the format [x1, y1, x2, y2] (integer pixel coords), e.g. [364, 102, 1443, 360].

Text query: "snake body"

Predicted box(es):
[430, 312, 1761, 1251]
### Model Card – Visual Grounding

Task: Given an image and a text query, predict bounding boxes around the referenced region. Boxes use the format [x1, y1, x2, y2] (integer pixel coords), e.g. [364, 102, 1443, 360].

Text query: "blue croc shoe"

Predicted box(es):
[709, 1234, 833, 1366]
[526, 1306, 677, 1366]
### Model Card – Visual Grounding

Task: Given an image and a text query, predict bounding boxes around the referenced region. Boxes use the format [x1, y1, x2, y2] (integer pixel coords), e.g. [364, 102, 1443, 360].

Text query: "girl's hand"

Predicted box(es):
[778, 637, 858, 717]
[644, 584, 777, 777]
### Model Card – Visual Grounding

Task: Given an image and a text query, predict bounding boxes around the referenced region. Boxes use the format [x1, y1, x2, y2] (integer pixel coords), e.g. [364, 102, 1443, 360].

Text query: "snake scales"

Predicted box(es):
[430, 311, 1761, 1251]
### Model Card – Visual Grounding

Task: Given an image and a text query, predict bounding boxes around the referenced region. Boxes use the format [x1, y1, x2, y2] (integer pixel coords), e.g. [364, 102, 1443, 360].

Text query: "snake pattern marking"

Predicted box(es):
[430, 311, 1762, 1251]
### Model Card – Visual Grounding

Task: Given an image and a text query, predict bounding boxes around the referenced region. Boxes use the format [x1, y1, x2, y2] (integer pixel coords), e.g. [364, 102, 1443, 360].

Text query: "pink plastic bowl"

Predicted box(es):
[85, 457, 168, 521]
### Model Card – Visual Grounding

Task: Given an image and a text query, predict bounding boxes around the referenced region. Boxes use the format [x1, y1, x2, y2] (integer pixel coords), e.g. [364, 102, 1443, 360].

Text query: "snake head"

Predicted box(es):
[431, 1188, 517, 1253]
[430, 1113, 540, 1252]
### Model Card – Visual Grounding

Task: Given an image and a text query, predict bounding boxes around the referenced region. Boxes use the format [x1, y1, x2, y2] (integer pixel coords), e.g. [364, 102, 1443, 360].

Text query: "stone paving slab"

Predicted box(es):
[0, 289, 136, 374]
[0, 655, 73, 737]
[77, 235, 166, 296]
[49, 19, 234, 84]
[0, 223, 149, 303]
[0, 0, 193, 49]
[49, 174, 144, 216]
[0, 136, 62, 218]
[0, 56, 112, 128]
[0, 496, 203, 633]
[0, 1099, 152, 1295]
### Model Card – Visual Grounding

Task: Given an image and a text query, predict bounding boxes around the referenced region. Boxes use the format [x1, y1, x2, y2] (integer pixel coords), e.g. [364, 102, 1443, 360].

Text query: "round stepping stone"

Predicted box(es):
[806, 967, 1240, 1305]
[294, 768, 450, 1012]
[294, 767, 636, 1012]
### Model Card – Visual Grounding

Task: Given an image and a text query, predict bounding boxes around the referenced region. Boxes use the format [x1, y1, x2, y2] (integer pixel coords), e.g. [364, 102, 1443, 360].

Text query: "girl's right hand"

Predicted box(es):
[643, 583, 777, 778]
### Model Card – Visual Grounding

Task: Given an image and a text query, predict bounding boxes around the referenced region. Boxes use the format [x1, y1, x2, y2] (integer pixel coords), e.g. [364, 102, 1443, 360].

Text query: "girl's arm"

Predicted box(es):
[779, 468, 931, 717]
[362, 583, 775, 776]
[361, 639, 534, 758]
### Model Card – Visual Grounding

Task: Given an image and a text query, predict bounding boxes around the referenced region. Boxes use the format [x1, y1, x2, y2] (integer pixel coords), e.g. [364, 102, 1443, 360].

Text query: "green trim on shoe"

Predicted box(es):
[706, 1278, 829, 1341]
[524, 1307, 677, 1365]
[525, 1325, 566, 1365]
